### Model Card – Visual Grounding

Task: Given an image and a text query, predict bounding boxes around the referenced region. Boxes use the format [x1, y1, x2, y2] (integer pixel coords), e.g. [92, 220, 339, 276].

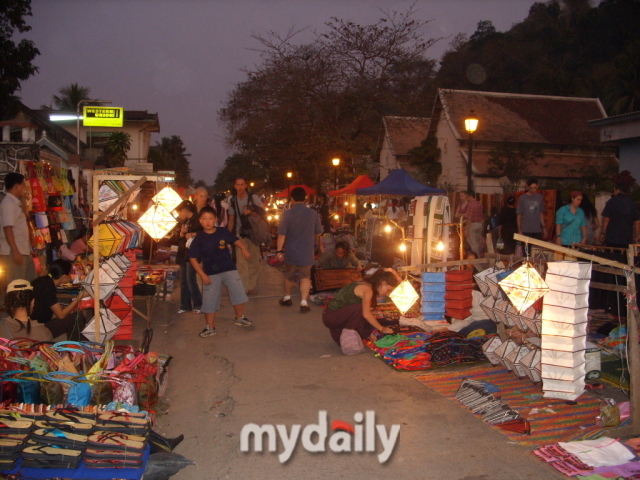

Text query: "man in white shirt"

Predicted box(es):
[0, 173, 35, 302]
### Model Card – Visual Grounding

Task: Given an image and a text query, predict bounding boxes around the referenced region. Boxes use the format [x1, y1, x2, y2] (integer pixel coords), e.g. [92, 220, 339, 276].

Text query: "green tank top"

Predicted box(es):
[328, 282, 363, 310]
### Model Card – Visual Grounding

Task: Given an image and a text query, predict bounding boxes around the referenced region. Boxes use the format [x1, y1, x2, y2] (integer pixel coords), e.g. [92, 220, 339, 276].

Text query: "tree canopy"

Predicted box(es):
[0, 0, 39, 119]
[218, 6, 442, 189]
[436, 0, 640, 115]
[148, 135, 193, 188]
[50, 83, 91, 111]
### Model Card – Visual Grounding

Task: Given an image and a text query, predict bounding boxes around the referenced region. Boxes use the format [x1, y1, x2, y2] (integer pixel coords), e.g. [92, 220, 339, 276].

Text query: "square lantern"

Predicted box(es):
[520, 347, 541, 383]
[480, 295, 498, 322]
[82, 307, 122, 343]
[474, 268, 494, 296]
[499, 263, 549, 313]
[493, 339, 518, 371]
[486, 269, 507, 300]
[138, 204, 178, 240]
[81, 267, 118, 300]
[88, 223, 122, 258]
[153, 186, 183, 213]
[390, 280, 420, 315]
[482, 337, 503, 366]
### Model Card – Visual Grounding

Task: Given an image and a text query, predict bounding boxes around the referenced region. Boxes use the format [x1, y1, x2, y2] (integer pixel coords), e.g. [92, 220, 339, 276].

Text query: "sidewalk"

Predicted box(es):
[151, 260, 564, 480]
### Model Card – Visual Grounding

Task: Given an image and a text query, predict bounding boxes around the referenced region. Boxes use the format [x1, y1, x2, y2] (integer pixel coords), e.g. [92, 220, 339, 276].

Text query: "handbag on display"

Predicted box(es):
[27, 162, 46, 212]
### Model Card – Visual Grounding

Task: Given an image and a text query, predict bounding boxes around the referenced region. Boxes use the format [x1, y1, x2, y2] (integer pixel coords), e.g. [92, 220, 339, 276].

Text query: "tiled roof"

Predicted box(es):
[471, 150, 618, 178]
[383, 116, 431, 156]
[125, 110, 159, 122]
[439, 89, 606, 146]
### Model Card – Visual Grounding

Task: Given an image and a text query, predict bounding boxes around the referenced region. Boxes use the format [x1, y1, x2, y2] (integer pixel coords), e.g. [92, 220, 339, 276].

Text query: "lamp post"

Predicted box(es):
[286, 172, 292, 197]
[77, 99, 112, 156]
[464, 110, 479, 192]
[332, 158, 340, 190]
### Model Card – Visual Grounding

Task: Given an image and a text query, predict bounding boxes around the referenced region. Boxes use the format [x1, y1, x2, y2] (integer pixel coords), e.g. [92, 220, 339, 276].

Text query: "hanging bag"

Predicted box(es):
[27, 162, 46, 213]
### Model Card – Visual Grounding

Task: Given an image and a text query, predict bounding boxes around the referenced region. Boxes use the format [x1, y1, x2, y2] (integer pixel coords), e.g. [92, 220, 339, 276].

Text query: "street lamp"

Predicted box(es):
[464, 110, 478, 192]
[77, 99, 112, 156]
[332, 158, 340, 190]
[287, 171, 292, 197]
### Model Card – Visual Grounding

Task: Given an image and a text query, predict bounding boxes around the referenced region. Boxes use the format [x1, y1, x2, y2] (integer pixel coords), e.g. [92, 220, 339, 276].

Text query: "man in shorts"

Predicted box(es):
[276, 187, 323, 313]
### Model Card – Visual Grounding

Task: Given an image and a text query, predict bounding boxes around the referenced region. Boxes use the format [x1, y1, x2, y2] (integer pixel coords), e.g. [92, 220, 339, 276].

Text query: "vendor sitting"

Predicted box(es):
[31, 259, 87, 340]
[1, 279, 54, 342]
[322, 268, 400, 346]
[316, 241, 361, 270]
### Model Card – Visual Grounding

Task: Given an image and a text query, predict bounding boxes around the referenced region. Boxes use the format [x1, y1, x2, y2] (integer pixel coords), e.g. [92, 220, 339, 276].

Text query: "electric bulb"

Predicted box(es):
[399, 243, 407, 252]
[384, 225, 392, 233]
[436, 241, 445, 252]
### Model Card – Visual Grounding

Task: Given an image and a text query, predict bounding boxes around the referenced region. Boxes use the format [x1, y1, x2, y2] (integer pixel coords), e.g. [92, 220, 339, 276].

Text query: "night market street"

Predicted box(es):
[151, 259, 564, 480]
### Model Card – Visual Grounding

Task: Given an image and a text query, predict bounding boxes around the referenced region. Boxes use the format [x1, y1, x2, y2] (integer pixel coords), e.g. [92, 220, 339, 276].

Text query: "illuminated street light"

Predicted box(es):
[464, 110, 479, 192]
[332, 158, 340, 190]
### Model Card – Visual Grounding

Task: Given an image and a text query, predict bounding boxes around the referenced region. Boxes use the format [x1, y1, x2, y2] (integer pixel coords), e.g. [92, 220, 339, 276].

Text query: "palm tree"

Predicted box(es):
[52, 83, 91, 111]
[104, 132, 132, 167]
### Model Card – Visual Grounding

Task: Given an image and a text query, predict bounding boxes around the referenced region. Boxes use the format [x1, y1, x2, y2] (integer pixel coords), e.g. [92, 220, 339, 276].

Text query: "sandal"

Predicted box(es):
[88, 431, 146, 451]
[31, 428, 88, 448]
[98, 411, 148, 426]
[35, 419, 93, 434]
[46, 409, 96, 426]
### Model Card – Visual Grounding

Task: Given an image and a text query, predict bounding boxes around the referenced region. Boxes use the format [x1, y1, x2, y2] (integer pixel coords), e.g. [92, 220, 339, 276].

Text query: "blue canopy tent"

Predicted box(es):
[356, 169, 445, 196]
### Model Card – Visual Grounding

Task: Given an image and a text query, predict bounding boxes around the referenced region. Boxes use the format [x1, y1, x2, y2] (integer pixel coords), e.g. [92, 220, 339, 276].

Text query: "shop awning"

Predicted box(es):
[274, 184, 316, 198]
[328, 175, 375, 196]
[356, 168, 445, 196]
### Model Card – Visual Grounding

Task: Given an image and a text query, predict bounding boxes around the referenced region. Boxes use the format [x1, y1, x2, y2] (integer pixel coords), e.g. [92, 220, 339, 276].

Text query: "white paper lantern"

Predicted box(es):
[81, 268, 118, 300]
[520, 347, 541, 384]
[480, 296, 498, 322]
[499, 263, 549, 313]
[390, 280, 420, 315]
[486, 269, 507, 300]
[504, 344, 533, 378]
[474, 268, 494, 296]
[138, 204, 178, 240]
[482, 337, 504, 366]
[493, 339, 518, 371]
[82, 307, 122, 342]
[153, 186, 183, 213]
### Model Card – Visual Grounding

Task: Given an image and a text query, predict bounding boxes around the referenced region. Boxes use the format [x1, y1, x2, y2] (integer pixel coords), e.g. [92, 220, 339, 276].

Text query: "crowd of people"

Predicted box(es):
[4, 167, 639, 353]
[455, 177, 634, 258]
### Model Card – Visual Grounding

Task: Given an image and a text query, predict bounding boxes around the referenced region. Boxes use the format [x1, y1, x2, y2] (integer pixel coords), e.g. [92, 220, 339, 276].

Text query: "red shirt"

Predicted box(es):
[465, 199, 484, 223]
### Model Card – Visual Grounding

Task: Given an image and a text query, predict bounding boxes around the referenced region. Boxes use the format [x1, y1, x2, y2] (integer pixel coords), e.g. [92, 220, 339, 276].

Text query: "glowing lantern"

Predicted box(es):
[153, 186, 183, 212]
[389, 280, 420, 315]
[138, 204, 178, 240]
[498, 263, 549, 313]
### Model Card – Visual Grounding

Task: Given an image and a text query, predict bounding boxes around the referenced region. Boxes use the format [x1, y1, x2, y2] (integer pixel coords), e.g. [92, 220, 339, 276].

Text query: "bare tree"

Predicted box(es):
[219, 5, 442, 187]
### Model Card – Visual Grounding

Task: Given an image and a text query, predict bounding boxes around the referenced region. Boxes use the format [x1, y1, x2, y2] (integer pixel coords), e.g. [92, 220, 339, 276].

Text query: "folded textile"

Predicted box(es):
[558, 438, 635, 467]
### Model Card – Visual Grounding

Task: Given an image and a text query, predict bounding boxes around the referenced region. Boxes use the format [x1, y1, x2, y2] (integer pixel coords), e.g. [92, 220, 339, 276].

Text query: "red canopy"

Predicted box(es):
[274, 184, 316, 198]
[328, 175, 375, 196]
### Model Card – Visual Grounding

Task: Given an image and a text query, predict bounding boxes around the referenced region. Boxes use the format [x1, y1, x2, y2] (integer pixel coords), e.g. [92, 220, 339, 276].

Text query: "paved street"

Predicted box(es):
[151, 261, 564, 480]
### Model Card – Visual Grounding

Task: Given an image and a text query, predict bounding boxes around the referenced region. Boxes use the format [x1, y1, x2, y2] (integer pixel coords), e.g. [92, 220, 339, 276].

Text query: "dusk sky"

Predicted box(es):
[18, 0, 536, 183]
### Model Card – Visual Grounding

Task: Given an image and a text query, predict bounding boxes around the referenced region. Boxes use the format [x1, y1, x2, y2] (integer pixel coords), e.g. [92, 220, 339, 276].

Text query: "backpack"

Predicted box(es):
[233, 194, 270, 246]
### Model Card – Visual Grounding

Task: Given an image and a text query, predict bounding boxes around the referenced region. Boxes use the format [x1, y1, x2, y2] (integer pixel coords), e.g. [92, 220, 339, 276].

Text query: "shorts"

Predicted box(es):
[283, 264, 312, 282]
[201, 270, 248, 314]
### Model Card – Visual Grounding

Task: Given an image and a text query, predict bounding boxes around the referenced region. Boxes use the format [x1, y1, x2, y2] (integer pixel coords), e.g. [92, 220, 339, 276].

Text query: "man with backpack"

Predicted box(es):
[228, 177, 265, 295]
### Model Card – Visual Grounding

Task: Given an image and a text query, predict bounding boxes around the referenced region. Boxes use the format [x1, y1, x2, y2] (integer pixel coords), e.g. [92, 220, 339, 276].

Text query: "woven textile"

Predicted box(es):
[414, 364, 612, 447]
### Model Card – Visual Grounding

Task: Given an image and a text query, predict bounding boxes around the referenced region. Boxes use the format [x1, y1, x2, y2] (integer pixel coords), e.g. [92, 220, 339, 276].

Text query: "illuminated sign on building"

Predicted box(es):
[83, 106, 124, 127]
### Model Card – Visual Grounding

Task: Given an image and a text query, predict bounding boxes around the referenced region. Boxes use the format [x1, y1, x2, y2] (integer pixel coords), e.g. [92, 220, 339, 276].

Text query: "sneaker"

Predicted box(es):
[193, 309, 201, 314]
[177, 309, 190, 314]
[234, 316, 252, 327]
[199, 326, 216, 338]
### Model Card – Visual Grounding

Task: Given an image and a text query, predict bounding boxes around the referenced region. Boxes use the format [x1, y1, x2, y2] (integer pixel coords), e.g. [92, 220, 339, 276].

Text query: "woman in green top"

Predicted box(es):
[322, 268, 400, 345]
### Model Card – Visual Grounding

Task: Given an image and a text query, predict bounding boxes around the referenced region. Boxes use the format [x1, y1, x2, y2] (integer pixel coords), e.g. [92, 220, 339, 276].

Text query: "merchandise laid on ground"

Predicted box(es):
[0, 338, 174, 478]
[302, 244, 640, 477]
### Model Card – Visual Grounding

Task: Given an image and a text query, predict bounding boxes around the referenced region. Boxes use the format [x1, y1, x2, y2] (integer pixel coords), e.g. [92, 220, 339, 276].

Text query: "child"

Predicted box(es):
[1, 279, 53, 342]
[188, 206, 252, 338]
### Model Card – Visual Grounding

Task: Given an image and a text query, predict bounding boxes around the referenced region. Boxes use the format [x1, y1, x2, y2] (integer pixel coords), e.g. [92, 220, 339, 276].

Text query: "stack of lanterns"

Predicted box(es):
[540, 262, 591, 401]
[421, 272, 446, 320]
[444, 269, 474, 319]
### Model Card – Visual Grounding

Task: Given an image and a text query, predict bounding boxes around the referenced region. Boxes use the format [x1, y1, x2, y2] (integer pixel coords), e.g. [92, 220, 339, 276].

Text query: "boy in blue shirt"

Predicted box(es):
[188, 206, 252, 338]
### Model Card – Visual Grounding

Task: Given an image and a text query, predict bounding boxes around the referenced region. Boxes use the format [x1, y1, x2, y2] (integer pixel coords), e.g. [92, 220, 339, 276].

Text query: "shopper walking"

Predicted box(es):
[517, 178, 547, 255]
[276, 187, 323, 313]
[176, 200, 202, 314]
[555, 191, 587, 247]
